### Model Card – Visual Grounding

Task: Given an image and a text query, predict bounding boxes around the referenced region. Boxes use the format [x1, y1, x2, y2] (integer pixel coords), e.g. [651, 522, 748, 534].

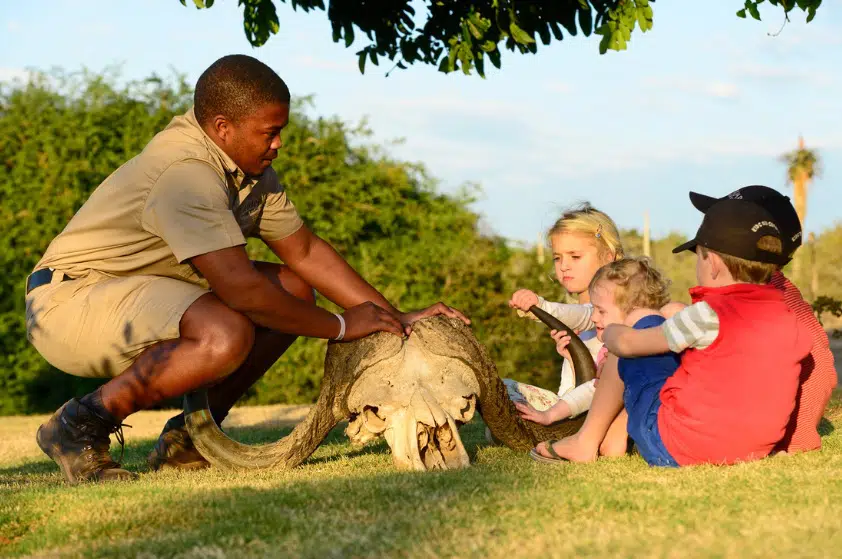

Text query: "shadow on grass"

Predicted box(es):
[24, 424, 514, 558]
[0, 419, 492, 488]
[211, 415, 489, 466]
[0, 459, 57, 480]
[818, 416, 835, 437]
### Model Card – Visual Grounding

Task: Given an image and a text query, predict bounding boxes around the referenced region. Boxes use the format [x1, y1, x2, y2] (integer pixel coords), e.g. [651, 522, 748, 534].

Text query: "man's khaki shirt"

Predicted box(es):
[34, 107, 304, 288]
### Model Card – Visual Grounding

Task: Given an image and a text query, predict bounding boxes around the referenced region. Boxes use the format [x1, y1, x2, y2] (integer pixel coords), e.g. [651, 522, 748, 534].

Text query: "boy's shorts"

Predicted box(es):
[618, 315, 682, 468]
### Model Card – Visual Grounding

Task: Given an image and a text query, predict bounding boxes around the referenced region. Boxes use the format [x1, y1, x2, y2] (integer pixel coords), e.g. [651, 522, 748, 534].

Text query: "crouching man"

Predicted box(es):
[25, 54, 469, 484]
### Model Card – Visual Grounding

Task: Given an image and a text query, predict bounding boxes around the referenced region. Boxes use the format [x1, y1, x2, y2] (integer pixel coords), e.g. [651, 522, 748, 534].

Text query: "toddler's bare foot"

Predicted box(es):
[534, 434, 598, 463]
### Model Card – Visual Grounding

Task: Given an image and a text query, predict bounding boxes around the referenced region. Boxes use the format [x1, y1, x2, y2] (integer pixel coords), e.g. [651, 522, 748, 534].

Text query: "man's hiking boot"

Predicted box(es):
[147, 413, 210, 471]
[36, 398, 137, 484]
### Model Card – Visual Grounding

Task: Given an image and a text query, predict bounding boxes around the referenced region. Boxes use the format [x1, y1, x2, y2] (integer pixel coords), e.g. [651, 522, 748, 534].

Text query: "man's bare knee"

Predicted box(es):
[181, 294, 255, 377]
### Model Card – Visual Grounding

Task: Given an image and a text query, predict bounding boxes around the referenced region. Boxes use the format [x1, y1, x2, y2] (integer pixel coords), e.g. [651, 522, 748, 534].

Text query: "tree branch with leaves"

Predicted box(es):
[178, 0, 823, 77]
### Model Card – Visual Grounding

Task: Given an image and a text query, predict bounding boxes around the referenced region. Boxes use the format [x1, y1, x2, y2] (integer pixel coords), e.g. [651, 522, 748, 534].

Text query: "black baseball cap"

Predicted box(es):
[688, 185, 802, 259]
[672, 198, 788, 265]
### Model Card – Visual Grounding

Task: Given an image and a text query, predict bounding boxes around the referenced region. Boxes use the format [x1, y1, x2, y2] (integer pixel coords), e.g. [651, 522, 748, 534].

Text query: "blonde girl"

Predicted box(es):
[501, 202, 624, 425]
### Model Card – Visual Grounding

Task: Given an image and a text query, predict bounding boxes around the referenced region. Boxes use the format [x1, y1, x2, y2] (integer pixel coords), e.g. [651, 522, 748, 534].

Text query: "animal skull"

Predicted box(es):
[344, 336, 480, 470]
[184, 314, 592, 473]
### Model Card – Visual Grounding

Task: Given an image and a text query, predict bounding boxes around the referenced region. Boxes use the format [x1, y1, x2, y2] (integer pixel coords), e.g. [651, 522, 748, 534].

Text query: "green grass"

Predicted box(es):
[2, 397, 842, 559]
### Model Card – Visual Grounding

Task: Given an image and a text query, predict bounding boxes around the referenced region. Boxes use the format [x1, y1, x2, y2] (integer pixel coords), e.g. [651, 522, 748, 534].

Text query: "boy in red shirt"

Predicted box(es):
[533, 198, 812, 466]
[687, 185, 837, 453]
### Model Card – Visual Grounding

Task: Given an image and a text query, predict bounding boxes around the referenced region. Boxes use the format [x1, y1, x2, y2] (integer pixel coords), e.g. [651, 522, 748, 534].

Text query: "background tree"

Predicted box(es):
[177, 0, 823, 77]
[780, 135, 821, 280]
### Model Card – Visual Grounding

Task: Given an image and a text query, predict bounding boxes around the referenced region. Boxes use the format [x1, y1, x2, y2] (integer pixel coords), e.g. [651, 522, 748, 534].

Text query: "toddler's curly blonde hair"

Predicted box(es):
[589, 257, 671, 313]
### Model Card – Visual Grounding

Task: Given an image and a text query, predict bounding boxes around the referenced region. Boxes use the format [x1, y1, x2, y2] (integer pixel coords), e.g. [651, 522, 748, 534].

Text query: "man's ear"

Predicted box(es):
[209, 115, 232, 143]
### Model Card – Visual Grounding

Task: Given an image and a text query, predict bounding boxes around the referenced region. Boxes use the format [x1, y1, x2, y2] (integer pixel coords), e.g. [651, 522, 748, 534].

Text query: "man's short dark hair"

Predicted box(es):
[194, 54, 290, 126]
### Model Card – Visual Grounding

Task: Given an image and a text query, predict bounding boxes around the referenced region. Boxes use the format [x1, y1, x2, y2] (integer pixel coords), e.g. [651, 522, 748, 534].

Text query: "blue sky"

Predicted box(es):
[2, 1, 841, 245]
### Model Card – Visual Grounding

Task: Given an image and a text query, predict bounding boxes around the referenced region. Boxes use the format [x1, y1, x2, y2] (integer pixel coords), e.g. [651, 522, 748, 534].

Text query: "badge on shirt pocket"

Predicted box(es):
[235, 195, 266, 237]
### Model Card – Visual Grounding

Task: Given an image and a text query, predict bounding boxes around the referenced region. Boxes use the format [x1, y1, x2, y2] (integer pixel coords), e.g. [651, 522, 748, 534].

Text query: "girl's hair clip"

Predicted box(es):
[595, 224, 603, 239]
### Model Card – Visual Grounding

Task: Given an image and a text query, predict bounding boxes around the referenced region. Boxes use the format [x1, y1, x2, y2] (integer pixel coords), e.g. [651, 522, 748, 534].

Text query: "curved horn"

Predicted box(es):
[527, 305, 597, 385]
[412, 316, 586, 452]
[183, 386, 341, 470]
[184, 334, 398, 470]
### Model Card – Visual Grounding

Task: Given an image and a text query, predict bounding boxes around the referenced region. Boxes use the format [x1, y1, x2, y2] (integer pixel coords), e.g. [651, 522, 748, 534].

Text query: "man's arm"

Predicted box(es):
[191, 245, 404, 340]
[266, 226, 470, 329]
[266, 225, 398, 314]
[602, 324, 671, 358]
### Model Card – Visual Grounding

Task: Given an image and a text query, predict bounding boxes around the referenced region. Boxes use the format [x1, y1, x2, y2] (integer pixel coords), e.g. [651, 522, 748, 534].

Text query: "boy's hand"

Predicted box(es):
[550, 329, 572, 360]
[514, 401, 552, 425]
[509, 289, 539, 312]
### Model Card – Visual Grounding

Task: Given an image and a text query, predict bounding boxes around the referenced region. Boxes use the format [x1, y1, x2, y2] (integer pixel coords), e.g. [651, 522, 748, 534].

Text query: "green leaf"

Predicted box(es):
[509, 22, 535, 44]
[488, 48, 501, 69]
[597, 29, 611, 54]
[578, 7, 593, 36]
[475, 53, 486, 78]
[344, 21, 355, 47]
[736, 8, 747, 17]
[748, 2, 761, 20]
[537, 23, 551, 44]
[400, 39, 416, 61]
[438, 55, 451, 73]
[466, 19, 483, 39]
[447, 44, 459, 71]
[358, 51, 367, 74]
[479, 41, 497, 52]
[559, 10, 578, 35]
[636, 2, 653, 32]
[468, 11, 492, 35]
[621, 21, 632, 41]
[548, 21, 563, 40]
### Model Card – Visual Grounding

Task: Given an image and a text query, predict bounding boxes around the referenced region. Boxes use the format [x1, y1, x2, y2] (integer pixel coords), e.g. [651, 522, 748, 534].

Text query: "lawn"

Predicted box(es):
[2, 395, 842, 559]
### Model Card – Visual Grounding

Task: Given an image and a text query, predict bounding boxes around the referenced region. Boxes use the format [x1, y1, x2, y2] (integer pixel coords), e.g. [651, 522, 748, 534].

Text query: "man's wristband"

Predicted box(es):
[333, 313, 346, 341]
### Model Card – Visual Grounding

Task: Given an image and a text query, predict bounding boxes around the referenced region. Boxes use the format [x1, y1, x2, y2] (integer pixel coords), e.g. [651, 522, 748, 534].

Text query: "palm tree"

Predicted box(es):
[779, 136, 821, 281]
[780, 136, 821, 229]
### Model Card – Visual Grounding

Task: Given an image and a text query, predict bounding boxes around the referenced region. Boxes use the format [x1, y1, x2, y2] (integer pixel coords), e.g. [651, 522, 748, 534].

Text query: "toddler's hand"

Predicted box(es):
[509, 289, 539, 312]
[514, 401, 551, 425]
[593, 357, 606, 386]
[550, 329, 572, 360]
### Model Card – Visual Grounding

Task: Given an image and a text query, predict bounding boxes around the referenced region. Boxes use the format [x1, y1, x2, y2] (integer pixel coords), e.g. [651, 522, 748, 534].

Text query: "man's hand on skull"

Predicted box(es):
[399, 302, 471, 335]
[342, 301, 405, 340]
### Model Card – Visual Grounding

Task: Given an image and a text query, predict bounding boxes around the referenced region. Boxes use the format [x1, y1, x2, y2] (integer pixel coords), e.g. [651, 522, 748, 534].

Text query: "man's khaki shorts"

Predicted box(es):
[25, 270, 209, 378]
